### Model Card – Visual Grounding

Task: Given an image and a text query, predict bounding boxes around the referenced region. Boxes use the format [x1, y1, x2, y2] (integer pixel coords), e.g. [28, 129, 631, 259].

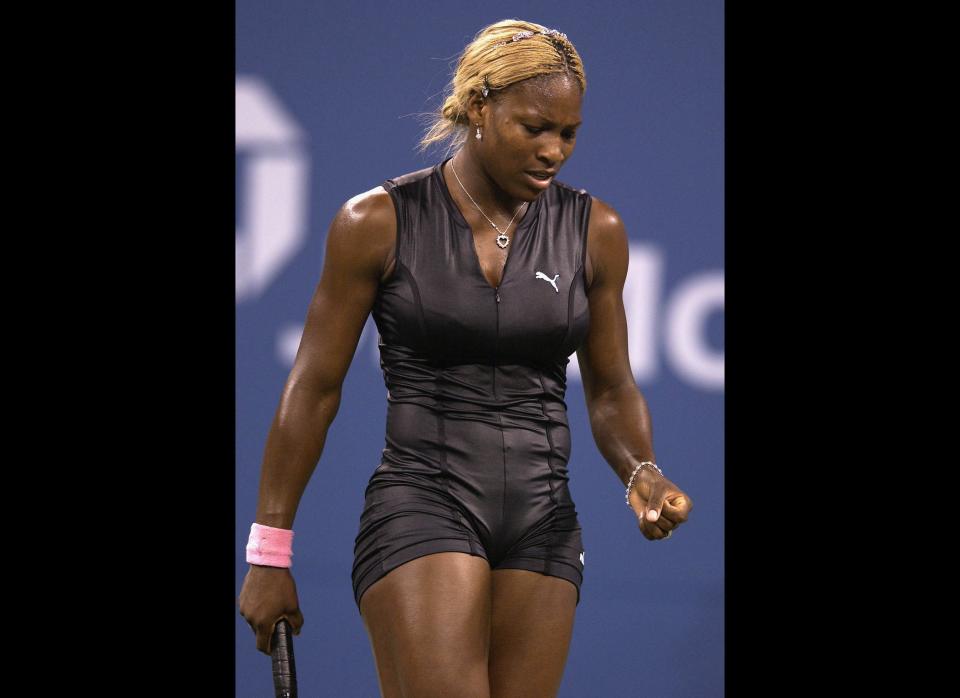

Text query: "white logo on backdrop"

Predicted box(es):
[235, 76, 310, 303]
[664, 271, 725, 390]
[565, 243, 724, 391]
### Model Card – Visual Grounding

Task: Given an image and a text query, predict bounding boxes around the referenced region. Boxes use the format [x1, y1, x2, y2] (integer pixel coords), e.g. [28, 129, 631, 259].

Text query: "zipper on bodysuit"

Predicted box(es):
[493, 287, 500, 396]
[493, 246, 512, 396]
[494, 284, 505, 521]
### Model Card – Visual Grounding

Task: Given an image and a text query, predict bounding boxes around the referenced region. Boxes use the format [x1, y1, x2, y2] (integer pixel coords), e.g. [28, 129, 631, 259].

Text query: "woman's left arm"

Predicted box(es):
[577, 197, 693, 540]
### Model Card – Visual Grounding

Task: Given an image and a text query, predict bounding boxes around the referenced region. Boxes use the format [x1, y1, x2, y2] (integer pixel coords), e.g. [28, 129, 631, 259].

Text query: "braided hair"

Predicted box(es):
[417, 19, 586, 158]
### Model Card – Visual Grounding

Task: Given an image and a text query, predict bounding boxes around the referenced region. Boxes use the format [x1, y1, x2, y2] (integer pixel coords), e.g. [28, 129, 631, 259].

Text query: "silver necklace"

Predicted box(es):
[449, 160, 528, 249]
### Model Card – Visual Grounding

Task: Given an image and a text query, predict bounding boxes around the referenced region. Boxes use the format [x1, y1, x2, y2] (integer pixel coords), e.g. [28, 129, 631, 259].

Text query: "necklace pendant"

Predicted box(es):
[496, 233, 510, 248]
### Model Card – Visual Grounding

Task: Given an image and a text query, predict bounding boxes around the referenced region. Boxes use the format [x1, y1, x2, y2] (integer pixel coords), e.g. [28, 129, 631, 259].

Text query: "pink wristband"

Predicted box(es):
[246, 522, 294, 567]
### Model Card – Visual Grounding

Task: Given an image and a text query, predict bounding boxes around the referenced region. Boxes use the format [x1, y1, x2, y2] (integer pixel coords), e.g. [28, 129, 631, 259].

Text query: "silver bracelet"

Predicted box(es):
[625, 461, 663, 506]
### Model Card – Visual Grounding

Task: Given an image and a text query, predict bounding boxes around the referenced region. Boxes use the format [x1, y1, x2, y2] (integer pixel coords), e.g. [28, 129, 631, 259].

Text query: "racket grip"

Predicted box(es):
[271, 618, 298, 698]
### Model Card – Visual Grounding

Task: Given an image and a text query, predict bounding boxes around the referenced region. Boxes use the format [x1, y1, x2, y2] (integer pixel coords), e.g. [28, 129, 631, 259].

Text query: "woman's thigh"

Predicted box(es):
[488, 569, 578, 698]
[360, 551, 493, 698]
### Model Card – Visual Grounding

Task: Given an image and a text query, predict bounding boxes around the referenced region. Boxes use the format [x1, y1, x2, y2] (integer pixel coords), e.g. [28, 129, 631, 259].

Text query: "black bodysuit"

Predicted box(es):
[351, 157, 592, 613]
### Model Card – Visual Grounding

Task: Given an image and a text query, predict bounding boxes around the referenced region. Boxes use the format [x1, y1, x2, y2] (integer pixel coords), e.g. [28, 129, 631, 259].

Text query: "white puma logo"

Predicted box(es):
[535, 271, 560, 292]
[579, 551, 585, 565]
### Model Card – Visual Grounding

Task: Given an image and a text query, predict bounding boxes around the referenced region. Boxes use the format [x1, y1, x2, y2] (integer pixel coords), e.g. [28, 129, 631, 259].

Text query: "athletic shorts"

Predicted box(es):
[351, 405, 585, 614]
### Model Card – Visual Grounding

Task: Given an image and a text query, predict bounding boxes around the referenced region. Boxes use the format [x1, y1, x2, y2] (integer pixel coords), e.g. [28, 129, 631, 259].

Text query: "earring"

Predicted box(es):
[475, 124, 482, 141]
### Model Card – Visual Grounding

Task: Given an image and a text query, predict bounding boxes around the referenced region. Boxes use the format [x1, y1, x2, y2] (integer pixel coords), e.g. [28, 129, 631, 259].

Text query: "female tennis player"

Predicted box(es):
[239, 18, 693, 697]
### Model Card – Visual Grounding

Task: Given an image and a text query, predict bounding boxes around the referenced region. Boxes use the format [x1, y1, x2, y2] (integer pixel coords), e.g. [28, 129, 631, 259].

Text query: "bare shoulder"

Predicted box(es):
[588, 195, 627, 245]
[586, 196, 629, 291]
[339, 185, 396, 235]
[325, 185, 397, 283]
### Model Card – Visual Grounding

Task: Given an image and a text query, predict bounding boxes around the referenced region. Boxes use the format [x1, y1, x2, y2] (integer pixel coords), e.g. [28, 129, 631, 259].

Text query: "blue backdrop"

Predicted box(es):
[236, 1, 723, 695]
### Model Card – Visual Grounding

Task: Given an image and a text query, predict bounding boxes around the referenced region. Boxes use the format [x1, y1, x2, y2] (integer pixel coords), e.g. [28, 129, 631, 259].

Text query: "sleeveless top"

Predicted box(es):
[372, 157, 592, 445]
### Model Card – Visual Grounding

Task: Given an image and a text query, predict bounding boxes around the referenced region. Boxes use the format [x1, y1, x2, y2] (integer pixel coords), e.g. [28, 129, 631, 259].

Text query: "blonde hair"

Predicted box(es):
[416, 19, 587, 159]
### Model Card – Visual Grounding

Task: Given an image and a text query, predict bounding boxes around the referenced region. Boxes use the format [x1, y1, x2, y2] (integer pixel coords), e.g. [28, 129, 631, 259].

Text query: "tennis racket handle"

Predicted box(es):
[271, 618, 298, 698]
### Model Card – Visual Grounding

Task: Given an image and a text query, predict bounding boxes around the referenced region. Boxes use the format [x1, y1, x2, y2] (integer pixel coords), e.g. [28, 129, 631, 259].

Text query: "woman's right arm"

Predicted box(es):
[253, 186, 397, 530]
[238, 185, 396, 654]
